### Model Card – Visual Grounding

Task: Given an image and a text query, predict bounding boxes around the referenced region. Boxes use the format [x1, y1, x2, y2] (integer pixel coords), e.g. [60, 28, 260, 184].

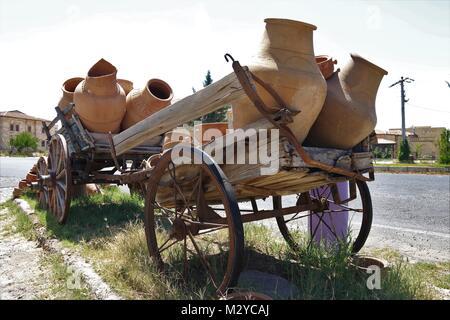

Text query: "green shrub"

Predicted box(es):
[438, 129, 450, 165]
[9, 132, 38, 152]
[398, 139, 411, 162]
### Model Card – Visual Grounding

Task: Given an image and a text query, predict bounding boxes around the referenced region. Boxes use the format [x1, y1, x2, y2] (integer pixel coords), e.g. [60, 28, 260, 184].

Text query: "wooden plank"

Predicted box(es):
[113, 72, 246, 155]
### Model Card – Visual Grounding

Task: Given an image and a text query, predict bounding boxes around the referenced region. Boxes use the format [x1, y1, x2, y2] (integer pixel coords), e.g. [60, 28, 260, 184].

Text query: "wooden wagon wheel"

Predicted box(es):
[36, 156, 50, 209]
[273, 180, 373, 254]
[47, 134, 72, 224]
[144, 146, 244, 296]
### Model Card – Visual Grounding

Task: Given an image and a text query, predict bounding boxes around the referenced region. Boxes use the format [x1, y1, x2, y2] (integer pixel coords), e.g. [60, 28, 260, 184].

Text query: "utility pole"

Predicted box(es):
[389, 77, 414, 142]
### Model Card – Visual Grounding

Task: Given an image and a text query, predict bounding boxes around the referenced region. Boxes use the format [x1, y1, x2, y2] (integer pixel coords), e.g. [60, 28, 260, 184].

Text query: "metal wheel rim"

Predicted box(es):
[36, 156, 49, 209]
[274, 180, 373, 254]
[47, 134, 72, 224]
[144, 146, 244, 295]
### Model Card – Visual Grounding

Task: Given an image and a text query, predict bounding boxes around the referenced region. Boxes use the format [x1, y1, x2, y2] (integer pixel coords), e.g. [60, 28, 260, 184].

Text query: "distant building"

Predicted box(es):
[0, 110, 56, 152]
[374, 126, 446, 160]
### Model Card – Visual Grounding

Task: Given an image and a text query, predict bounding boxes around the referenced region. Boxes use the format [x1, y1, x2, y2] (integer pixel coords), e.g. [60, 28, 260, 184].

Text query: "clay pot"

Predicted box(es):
[118, 79, 134, 95]
[162, 127, 192, 151]
[26, 173, 37, 184]
[18, 179, 28, 189]
[231, 18, 327, 144]
[121, 79, 173, 130]
[305, 54, 388, 149]
[194, 122, 228, 145]
[58, 77, 83, 118]
[351, 255, 390, 276]
[30, 164, 38, 174]
[221, 291, 273, 300]
[12, 187, 22, 199]
[315, 55, 337, 80]
[74, 59, 126, 133]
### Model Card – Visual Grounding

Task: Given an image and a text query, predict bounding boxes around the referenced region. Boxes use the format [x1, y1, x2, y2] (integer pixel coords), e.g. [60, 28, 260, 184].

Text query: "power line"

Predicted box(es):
[407, 103, 450, 114]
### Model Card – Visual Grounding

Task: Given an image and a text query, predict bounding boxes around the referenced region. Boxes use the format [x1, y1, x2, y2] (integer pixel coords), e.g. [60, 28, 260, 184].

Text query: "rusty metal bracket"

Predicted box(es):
[330, 180, 357, 204]
[225, 53, 373, 182]
[107, 132, 123, 173]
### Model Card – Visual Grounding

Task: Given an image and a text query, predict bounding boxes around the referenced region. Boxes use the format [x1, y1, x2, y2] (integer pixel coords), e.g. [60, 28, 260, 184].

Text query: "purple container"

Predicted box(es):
[308, 182, 349, 245]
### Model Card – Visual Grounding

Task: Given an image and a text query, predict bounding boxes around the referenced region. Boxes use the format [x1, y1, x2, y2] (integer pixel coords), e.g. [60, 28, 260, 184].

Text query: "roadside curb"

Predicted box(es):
[374, 166, 450, 175]
[13, 199, 122, 300]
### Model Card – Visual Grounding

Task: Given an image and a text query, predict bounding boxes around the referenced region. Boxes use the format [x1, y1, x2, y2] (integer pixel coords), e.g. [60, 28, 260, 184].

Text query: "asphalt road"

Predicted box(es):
[1, 156, 449, 261]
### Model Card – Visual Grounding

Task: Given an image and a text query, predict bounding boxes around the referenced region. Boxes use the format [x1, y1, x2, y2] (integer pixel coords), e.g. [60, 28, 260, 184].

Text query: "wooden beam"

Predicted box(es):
[113, 72, 245, 156]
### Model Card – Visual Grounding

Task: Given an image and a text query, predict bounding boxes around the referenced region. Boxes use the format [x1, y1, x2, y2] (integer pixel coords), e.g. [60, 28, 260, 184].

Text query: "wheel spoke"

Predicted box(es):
[187, 231, 217, 289]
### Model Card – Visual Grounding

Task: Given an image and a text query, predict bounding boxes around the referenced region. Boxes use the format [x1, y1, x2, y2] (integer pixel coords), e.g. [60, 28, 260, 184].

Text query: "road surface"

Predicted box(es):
[1, 156, 449, 261]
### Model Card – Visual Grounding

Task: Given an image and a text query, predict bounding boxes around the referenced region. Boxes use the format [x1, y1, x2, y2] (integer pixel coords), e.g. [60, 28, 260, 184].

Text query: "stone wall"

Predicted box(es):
[0, 116, 56, 152]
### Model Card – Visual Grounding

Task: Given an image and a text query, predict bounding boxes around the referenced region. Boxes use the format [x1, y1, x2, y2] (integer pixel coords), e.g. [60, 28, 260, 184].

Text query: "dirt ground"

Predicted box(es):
[0, 209, 49, 299]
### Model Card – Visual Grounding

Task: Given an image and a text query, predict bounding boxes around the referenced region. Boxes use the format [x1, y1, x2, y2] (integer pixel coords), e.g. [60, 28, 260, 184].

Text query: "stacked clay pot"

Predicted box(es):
[58, 77, 83, 119]
[305, 53, 388, 149]
[315, 55, 337, 80]
[231, 18, 327, 144]
[193, 122, 228, 145]
[121, 79, 173, 130]
[118, 79, 134, 95]
[74, 59, 126, 133]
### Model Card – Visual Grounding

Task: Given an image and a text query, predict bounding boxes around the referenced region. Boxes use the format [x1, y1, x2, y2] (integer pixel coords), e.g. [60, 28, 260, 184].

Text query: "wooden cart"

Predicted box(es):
[37, 56, 375, 295]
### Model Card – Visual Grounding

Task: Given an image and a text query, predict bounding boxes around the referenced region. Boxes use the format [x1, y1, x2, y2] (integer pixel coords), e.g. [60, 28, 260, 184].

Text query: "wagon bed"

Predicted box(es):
[36, 55, 376, 296]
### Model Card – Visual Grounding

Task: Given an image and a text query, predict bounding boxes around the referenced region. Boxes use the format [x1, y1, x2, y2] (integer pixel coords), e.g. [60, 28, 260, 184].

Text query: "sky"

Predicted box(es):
[0, 0, 449, 130]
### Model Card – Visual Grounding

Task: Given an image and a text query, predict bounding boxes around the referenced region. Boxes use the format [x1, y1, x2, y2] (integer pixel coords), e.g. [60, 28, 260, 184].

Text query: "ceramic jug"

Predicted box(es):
[121, 78, 173, 130]
[118, 79, 134, 95]
[74, 59, 126, 133]
[231, 18, 327, 144]
[58, 77, 83, 118]
[305, 54, 388, 149]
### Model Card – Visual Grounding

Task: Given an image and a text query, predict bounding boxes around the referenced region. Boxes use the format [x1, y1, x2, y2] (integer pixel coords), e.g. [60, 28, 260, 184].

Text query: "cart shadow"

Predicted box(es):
[164, 247, 330, 299]
[43, 191, 144, 243]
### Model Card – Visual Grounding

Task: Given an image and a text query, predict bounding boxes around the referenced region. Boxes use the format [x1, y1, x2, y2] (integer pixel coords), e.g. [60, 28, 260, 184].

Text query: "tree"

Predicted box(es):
[10, 132, 38, 153]
[438, 128, 450, 164]
[200, 70, 229, 123]
[203, 70, 213, 87]
[398, 139, 411, 162]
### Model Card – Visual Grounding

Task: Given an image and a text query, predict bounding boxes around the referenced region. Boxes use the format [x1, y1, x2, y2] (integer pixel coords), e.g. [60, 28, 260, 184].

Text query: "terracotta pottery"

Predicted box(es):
[221, 291, 273, 300]
[231, 18, 327, 144]
[18, 179, 28, 190]
[305, 54, 388, 149]
[351, 255, 390, 276]
[12, 187, 22, 199]
[194, 122, 228, 145]
[26, 173, 37, 184]
[121, 78, 173, 130]
[74, 58, 126, 133]
[162, 127, 192, 151]
[30, 164, 38, 174]
[118, 79, 134, 95]
[58, 77, 83, 118]
[315, 55, 337, 80]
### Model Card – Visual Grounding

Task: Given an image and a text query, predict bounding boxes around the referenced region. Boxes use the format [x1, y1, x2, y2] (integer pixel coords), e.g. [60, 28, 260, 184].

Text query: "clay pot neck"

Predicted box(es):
[259, 18, 317, 59]
[340, 53, 388, 104]
[62, 77, 83, 100]
[84, 58, 119, 96]
[140, 79, 173, 107]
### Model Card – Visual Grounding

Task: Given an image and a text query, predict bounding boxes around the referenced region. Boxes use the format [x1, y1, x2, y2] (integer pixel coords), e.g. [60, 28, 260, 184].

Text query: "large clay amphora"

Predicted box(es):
[58, 77, 83, 118]
[121, 78, 173, 130]
[231, 18, 327, 144]
[305, 54, 388, 149]
[74, 59, 126, 133]
[118, 79, 134, 95]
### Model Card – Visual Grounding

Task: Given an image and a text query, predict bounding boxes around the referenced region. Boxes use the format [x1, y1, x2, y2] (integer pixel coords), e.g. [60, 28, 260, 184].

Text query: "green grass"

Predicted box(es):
[22, 186, 144, 247]
[0, 200, 35, 239]
[10, 187, 446, 300]
[36, 252, 94, 300]
[374, 162, 449, 168]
